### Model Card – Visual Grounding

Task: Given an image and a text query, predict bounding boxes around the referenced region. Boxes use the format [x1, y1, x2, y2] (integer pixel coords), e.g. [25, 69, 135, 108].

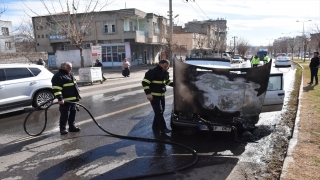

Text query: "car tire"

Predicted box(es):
[32, 90, 54, 110]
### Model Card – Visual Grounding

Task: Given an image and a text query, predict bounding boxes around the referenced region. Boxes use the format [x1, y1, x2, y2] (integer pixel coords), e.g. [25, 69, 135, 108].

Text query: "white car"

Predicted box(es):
[275, 55, 291, 67]
[231, 54, 243, 63]
[0, 64, 54, 113]
[171, 58, 285, 134]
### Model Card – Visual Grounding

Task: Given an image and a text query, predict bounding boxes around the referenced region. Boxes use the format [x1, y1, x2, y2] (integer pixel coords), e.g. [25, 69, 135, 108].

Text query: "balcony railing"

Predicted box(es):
[49, 34, 67, 40]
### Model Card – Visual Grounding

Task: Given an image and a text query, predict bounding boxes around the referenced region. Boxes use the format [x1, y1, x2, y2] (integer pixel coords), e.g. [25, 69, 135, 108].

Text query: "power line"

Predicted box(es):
[194, 1, 210, 19]
[187, 1, 205, 20]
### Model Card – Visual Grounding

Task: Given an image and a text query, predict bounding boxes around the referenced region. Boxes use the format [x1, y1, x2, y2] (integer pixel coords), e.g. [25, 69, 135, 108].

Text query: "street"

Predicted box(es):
[0, 62, 296, 180]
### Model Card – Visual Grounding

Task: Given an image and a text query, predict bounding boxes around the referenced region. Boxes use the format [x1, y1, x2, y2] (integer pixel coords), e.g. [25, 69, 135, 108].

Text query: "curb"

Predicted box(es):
[280, 62, 304, 179]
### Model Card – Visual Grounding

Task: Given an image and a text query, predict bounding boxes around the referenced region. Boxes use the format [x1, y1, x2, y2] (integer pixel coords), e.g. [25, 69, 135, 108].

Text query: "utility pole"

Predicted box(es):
[168, 0, 173, 65]
[296, 20, 311, 61]
[232, 36, 237, 55]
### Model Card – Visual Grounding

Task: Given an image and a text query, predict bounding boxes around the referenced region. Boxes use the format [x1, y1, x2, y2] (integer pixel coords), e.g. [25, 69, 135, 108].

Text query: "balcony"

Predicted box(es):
[123, 31, 148, 43]
[49, 34, 68, 43]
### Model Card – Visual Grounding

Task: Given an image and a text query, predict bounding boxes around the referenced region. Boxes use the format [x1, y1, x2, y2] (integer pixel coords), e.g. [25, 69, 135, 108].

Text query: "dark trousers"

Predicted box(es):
[122, 68, 130, 77]
[252, 64, 258, 68]
[59, 102, 77, 130]
[101, 72, 106, 80]
[150, 96, 167, 131]
[310, 67, 319, 83]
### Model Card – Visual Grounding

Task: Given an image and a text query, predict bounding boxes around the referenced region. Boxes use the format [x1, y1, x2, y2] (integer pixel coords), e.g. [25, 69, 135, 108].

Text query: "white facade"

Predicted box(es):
[0, 20, 16, 53]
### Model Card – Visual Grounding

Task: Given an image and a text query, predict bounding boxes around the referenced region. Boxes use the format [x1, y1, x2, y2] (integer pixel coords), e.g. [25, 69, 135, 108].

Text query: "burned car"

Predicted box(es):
[171, 58, 284, 135]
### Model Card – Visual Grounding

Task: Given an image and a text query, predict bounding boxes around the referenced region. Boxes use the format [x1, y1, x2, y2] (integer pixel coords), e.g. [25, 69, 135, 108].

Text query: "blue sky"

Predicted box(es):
[1, 0, 320, 46]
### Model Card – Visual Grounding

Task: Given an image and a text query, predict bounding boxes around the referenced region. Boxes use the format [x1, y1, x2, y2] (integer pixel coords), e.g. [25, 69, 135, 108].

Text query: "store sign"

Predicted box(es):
[91, 46, 102, 59]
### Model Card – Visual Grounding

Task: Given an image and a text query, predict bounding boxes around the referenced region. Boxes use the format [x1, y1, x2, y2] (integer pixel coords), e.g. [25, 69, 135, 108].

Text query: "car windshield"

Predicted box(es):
[233, 56, 240, 59]
[277, 53, 286, 57]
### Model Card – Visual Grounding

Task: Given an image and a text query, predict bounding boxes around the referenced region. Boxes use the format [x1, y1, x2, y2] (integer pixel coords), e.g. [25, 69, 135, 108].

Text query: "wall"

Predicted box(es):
[55, 49, 92, 68]
[0, 52, 48, 64]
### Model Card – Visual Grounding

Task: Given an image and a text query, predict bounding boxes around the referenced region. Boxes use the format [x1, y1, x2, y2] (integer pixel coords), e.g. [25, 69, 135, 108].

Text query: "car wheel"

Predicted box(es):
[32, 90, 54, 110]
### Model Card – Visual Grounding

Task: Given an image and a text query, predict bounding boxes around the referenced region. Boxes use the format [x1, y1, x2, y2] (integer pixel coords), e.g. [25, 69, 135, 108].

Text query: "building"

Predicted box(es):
[32, 9, 168, 68]
[171, 29, 206, 58]
[177, 18, 228, 57]
[0, 20, 16, 53]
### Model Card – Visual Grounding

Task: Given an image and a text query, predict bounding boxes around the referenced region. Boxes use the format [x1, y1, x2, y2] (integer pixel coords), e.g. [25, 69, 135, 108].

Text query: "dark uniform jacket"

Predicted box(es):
[142, 65, 173, 96]
[51, 69, 81, 102]
[309, 56, 320, 68]
[94, 62, 103, 67]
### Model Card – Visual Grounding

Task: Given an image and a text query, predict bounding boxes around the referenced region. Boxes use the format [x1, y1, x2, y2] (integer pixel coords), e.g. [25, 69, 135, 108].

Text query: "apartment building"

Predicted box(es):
[32, 8, 168, 67]
[180, 18, 228, 57]
[0, 20, 16, 53]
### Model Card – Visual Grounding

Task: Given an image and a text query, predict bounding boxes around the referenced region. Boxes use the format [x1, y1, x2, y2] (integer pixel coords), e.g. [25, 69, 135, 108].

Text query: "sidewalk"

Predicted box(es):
[49, 64, 156, 82]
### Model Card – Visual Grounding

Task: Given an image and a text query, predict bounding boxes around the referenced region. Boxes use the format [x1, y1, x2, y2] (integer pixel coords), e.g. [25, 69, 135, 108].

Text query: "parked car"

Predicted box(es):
[0, 64, 54, 113]
[275, 55, 291, 67]
[231, 54, 243, 63]
[276, 53, 287, 58]
[244, 55, 253, 61]
[171, 58, 285, 134]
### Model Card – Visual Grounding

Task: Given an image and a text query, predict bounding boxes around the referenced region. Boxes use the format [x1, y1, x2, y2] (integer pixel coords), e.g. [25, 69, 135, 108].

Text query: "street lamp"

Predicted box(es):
[296, 20, 312, 61]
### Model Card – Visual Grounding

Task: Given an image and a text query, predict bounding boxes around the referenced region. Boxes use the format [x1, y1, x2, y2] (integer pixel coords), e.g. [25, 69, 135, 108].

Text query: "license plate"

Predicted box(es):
[199, 125, 232, 132]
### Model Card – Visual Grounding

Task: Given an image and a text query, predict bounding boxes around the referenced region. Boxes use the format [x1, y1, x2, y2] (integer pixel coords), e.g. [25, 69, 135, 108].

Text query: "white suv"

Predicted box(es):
[0, 64, 54, 113]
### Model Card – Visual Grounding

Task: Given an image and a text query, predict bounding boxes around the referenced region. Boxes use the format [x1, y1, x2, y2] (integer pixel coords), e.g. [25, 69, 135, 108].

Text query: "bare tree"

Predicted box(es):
[14, 20, 36, 52]
[288, 38, 295, 59]
[26, 0, 110, 67]
[194, 33, 208, 57]
[236, 37, 250, 56]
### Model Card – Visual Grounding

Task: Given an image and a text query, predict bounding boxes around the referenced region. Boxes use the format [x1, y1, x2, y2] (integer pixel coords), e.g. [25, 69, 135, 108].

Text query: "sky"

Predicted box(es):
[1, 0, 320, 46]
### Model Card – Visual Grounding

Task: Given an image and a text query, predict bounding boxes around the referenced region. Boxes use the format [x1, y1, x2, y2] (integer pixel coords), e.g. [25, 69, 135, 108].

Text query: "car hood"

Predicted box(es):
[174, 60, 272, 118]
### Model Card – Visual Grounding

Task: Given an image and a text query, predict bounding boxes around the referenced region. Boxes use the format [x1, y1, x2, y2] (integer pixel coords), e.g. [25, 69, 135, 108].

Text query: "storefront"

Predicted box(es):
[100, 43, 130, 67]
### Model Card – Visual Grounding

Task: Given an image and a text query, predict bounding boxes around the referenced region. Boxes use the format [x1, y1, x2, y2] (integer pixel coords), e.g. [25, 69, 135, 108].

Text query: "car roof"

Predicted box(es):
[0, 64, 45, 68]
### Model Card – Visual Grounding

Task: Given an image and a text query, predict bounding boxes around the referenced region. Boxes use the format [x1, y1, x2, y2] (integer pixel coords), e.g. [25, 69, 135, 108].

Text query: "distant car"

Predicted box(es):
[0, 64, 54, 113]
[231, 54, 243, 63]
[275, 55, 291, 67]
[244, 55, 253, 61]
[276, 53, 287, 58]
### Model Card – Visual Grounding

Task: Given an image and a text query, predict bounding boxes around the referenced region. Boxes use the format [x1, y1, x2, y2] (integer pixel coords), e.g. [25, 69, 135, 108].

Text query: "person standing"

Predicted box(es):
[52, 62, 81, 135]
[94, 59, 106, 81]
[251, 55, 260, 67]
[37, 58, 46, 67]
[308, 52, 320, 85]
[263, 54, 269, 65]
[142, 60, 173, 134]
[122, 58, 130, 77]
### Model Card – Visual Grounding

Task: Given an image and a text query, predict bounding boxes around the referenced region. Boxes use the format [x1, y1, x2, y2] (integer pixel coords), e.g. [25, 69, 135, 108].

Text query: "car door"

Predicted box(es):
[3, 67, 38, 109]
[0, 69, 6, 108]
[261, 73, 285, 112]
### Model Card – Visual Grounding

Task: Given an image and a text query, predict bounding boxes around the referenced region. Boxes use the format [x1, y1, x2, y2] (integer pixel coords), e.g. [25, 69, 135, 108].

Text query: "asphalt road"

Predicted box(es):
[0, 61, 296, 180]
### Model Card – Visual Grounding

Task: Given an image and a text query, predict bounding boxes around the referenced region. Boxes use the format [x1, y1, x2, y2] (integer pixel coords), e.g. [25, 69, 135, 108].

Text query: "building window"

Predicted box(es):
[1, 27, 9, 35]
[37, 26, 40, 30]
[102, 45, 125, 62]
[41, 35, 44, 38]
[38, 35, 40, 38]
[5, 42, 11, 49]
[40, 26, 43, 30]
[103, 21, 116, 33]
[37, 43, 39, 46]
[46, 34, 49, 38]
[60, 45, 68, 51]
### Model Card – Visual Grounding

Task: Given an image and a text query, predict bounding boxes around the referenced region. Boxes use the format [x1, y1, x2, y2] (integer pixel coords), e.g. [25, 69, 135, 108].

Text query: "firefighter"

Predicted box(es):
[251, 55, 260, 68]
[52, 62, 81, 135]
[142, 60, 173, 134]
[263, 53, 269, 65]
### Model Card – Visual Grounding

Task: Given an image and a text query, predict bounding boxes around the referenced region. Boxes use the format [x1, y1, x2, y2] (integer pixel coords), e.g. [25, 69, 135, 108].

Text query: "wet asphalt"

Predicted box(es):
[0, 61, 296, 180]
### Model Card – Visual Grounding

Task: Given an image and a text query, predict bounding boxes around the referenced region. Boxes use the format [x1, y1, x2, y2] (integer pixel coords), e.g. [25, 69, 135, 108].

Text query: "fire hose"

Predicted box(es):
[23, 99, 198, 180]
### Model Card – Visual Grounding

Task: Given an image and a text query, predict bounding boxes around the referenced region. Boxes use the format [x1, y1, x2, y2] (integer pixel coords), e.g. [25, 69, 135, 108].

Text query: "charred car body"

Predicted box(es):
[171, 58, 284, 134]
